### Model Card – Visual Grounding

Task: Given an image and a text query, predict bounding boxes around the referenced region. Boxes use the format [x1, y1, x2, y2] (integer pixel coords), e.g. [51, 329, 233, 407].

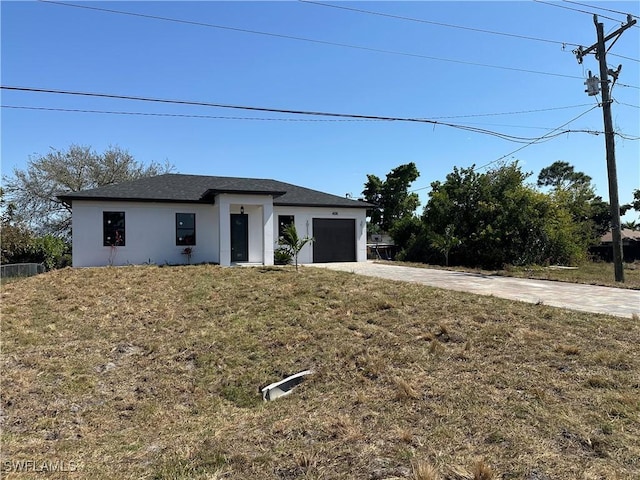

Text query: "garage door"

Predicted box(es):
[313, 218, 356, 263]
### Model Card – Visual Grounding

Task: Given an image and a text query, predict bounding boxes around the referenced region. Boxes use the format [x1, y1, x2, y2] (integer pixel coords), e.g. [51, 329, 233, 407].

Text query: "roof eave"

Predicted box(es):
[201, 188, 287, 201]
[274, 201, 372, 209]
[56, 195, 211, 205]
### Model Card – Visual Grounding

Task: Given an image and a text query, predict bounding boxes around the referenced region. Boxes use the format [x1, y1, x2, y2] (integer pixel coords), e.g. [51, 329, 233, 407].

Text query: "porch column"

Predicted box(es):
[263, 201, 274, 266]
[219, 197, 231, 266]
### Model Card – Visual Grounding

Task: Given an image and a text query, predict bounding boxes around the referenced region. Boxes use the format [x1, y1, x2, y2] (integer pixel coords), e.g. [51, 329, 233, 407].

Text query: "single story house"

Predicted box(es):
[58, 173, 372, 267]
[590, 228, 640, 262]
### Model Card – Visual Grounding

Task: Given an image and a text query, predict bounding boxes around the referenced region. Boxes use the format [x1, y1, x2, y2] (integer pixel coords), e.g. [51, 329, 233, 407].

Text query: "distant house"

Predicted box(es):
[58, 174, 372, 267]
[591, 228, 640, 262]
[367, 233, 398, 260]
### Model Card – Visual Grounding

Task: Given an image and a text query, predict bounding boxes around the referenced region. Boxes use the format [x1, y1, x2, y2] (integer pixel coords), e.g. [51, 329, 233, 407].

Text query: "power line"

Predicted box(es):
[301, 0, 581, 47]
[533, 0, 622, 23]
[617, 133, 640, 140]
[607, 52, 639, 63]
[6, 103, 622, 134]
[407, 118, 634, 193]
[0, 105, 383, 122]
[304, 0, 640, 61]
[562, 0, 640, 21]
[303, 0, 639, 64]
[429, 103, 594, 120]
[474, 105, 601, 171]
[406, 110, 598, 191]
[613, 98, 640, 109]
[0, 85, 605, 144]
[6, 104, 603, 134]
[37, 0, 588, 81]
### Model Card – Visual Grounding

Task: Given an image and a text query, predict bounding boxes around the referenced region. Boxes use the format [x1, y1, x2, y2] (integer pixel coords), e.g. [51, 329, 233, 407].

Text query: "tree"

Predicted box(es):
[278, 223, 314, 272]
[362, 162, 420, 232]
[0, 222, 35, 265]
[419, 161, 588, 268]
[621, 189, 640, 217]
[537, 161, 610, 244]
[1, 187, 33, 264]
[430, 224, 461, 267]
[2, 145, 174, 238]
[362, 174, 384, 228]
[537, 161, 592, 190]
[621, 190, 640, 230]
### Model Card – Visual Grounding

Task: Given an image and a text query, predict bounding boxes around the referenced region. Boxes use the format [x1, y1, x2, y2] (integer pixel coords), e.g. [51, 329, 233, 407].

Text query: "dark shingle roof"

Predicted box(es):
[57, 174, 371, 209]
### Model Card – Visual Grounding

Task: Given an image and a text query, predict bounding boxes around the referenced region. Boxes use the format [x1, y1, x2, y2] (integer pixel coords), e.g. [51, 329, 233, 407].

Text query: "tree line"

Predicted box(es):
[2, 145, 638, 270]
[1, 145, 173, 269]
[363, 161, 639, 269]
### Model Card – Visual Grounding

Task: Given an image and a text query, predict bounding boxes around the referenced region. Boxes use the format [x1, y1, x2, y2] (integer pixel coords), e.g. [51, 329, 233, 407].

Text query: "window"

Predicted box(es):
[278, 215, 294, 238]
[103, 212, 125, 246]
[176, 213, 196, 245]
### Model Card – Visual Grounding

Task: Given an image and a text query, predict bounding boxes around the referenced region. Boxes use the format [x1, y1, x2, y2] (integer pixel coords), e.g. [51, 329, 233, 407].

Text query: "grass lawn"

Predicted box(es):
[2, 265, 639, 479]
[377, 260, 640, 290]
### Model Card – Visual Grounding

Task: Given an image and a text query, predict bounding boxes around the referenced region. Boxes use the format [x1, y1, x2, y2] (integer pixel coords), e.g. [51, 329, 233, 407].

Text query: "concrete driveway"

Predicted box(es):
[311, 261, 640, 318]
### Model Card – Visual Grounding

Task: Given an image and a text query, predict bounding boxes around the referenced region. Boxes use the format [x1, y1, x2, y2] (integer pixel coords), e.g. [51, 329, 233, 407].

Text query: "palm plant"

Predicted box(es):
[431, 224, 461, 267]
[279, 223, 314, 272]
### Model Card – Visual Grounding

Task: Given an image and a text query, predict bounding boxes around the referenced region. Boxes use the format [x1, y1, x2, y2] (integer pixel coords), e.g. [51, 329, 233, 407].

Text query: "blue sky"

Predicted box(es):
[2, 1, 639, 218]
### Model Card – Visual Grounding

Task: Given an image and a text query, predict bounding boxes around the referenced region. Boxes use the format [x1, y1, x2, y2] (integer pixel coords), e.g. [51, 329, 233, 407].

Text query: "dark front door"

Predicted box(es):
[230, 214, 248, 262]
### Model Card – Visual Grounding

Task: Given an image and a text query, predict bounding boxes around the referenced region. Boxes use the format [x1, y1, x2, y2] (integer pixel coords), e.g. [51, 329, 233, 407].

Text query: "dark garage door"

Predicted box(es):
[313, 218, 356, 263]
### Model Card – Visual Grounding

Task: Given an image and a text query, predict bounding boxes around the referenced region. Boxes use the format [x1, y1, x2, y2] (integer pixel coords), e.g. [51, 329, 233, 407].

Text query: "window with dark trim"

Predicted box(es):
[278, 215, 295, 238]
[103, 212, 125, 246]
[176, 213, 196, 245]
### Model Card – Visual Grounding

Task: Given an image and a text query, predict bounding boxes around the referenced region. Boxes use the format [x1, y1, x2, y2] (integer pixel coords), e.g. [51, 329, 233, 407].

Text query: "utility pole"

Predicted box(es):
[575, 14, 636, 283]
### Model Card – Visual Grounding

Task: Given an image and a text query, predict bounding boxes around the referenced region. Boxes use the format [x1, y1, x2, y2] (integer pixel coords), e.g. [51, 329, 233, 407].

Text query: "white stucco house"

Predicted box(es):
[58, 173, 372, 267]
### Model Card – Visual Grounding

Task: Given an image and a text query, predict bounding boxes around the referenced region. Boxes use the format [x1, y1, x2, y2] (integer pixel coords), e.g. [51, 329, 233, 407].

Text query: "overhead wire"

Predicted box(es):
[7, 104, 615, 135]
[301, 1, 639, 63]
[401, 103, 623, 193]
[613, 98, 640, 109]
[473, 105, 601, 171]
[0, 85, 610, 144]
[300, 0, 581, 47]
[0, 104, 584, 124]
[417, 104, 640, 197]
[0, 105, 383, 122]
[35, 0, 600, 82]
[533, 0, 623, 23]
[407, 107, 615, 191]
[607, 53, 639, 63]
[562, 0, 640, 22]
[427, 103, 594, 119]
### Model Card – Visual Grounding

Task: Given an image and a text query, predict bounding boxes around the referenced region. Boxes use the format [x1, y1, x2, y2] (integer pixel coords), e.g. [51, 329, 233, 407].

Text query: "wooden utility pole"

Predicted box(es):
[575, 14, 636, 283]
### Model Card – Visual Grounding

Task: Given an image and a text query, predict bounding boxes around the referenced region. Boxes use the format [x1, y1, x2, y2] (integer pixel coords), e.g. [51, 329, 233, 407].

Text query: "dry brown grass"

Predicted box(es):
[2, 265, 639, 479]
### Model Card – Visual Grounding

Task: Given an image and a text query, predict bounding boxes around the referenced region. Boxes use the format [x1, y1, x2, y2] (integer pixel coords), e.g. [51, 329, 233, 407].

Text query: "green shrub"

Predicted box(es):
[33, 235, 69, 270]
[274, 247, 292, 265]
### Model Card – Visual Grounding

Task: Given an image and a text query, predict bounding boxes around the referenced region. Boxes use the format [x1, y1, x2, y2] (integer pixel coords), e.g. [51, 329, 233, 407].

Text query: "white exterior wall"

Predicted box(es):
[71, 199, 366, 267]
[273, 206, 368, 264]
[71, 200, 218, 267]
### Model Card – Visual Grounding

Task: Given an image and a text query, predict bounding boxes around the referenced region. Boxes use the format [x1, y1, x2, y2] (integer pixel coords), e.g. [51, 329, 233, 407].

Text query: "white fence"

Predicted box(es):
[1, 263, 46, 279]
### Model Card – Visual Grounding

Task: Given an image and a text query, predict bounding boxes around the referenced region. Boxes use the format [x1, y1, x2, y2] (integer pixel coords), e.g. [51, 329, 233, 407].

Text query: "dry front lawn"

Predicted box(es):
[1, 265, 639, 479]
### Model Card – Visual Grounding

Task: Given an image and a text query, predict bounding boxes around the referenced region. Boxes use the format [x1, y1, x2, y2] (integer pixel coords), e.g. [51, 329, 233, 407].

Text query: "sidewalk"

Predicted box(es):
[312, 261, 640, 318]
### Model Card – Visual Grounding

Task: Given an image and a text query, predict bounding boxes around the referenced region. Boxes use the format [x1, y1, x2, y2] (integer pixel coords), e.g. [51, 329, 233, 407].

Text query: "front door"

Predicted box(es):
[230, 214, 249, 262]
